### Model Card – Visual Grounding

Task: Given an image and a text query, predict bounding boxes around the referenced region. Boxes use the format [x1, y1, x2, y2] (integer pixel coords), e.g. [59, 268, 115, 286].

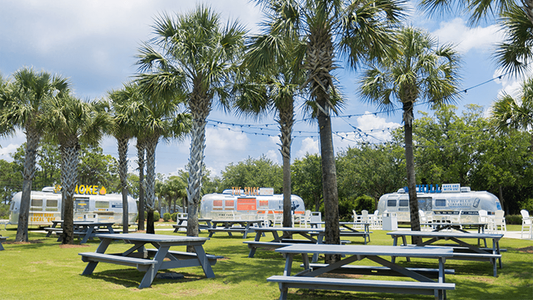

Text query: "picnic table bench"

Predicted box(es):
[79, 233, 217, 288]
[0, 220, 9, 230]
[207, 219, 263, 239]
[268, 244, 454, 300]
[0, 236, 7, 250]
[388, 231, 503, 277]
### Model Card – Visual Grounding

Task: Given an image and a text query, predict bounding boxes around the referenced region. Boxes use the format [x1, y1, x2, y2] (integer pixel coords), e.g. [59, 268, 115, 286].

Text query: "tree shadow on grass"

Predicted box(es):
[82, 269, 205, 289]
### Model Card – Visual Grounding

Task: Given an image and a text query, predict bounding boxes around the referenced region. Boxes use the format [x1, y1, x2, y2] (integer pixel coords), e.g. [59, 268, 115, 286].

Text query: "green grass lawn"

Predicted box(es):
[0, 223, 532, 300]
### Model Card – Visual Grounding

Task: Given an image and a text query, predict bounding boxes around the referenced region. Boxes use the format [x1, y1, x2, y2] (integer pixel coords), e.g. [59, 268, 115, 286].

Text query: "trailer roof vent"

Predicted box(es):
[460, 187, 471, 193]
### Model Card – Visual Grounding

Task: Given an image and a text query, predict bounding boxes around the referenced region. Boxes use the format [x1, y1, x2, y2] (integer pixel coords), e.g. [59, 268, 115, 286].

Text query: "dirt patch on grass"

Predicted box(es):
[517, 246, 533, 253]
[320, 273, 364, 279]
[59, 244, 90, 248]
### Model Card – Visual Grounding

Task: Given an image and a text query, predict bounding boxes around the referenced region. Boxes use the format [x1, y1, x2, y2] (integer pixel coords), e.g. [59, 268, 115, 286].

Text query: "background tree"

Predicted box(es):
[221, 155, 283, 191]
[41, 94, 108, 244]
[336, 143, 405, 209]
[359, 27, 461, 242]
[136, 5, 245, 237]
[291, 153, 323, 211]
[491, 77, 533, 154]
[0, 67, 69, 242]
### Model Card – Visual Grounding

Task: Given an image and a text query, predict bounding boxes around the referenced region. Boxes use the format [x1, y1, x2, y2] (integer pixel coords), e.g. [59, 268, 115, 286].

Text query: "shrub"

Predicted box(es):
[506, 214, 522, 225]
[163, 212, 171, 222]
[354, 195, 375, 213]
[154, 211, 160, 221]
[171, 212, 178, 222]
[518, 198, 533, 213]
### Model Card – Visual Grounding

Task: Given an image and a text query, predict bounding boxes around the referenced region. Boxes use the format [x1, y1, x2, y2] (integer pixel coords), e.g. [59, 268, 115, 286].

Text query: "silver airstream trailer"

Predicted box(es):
[377, 183, 502, 222]
[200, 187, 305, 220]
[9, 185, 137, 226]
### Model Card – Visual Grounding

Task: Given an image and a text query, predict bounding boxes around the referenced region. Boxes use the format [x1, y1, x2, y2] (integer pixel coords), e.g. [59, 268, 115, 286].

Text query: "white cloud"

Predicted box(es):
[0, 143, 20, 161]
[296, 138, 319, 158]
[432, 18, 503, 54]
[265, 150, 280, 164]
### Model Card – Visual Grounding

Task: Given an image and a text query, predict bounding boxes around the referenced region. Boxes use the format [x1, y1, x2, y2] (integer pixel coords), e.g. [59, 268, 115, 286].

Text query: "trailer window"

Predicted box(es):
[387, 200, 396, 207]
[212, 200, 223, 210]
[31, 199, 43, 210]
[95, 201, 109, 209]
[435, 199, 446, 207]
[45, 199, 58, 211]
[399, 200, 408, 207]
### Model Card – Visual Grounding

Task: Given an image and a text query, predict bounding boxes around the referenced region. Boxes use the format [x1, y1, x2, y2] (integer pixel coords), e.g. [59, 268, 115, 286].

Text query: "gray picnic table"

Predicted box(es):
[421, 222, 488, 234]
[79, 233, 217, 288]
[207, 219, 263, 238]
[44, 220, 115, 244]
[387, 230, 504, 277]
[173, 217, 212, 233]
[245, 227, 325, 262]
[310, 221, 372, 244]
[268, 244, 455, 300]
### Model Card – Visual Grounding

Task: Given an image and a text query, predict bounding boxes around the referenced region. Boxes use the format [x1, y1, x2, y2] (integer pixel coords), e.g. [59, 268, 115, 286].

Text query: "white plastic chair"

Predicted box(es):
[371, 210, 382, 229]
[272, 212, 283, 227]
[419, 210, 430, 231]
[301, 210, 312, 228]
[520, 210, 532, 239]
[310, 211, 322, 228]
[478, 210, 493, 232]
[352, 210, 360, 222]
[493, 210, 506, 233]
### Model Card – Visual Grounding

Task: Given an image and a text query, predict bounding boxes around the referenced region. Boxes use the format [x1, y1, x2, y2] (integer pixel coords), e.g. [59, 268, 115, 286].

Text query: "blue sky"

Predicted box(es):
[0, 0, 525, 179]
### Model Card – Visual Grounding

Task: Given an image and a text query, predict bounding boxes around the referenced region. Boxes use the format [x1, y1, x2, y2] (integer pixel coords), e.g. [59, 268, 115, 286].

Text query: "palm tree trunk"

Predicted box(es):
[187, 93, 211, 239]
[279, 106, 294, 228]
[118, 137, 129, 234]
[404, 102, 421, 245]
[15, 128, 40, 242]
[60, 143, 79, 244]
[136, 140, 145, 231]
[317, 103, 341, 248]
[145, 135, 158, 234]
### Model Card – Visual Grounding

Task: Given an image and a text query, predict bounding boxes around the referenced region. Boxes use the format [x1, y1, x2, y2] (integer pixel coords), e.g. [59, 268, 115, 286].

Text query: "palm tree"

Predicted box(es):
[0, 67, 69, 242]
[491, 77, 533, 154]
[252, 0, 405, 251]
[136, 5, 246, 237]
[107, 83, 141, 234]
[236, 16, 307, 228]
[419, 0, 533, 75]
[126, 82, 191, 234]
[359, 27, 461, 243]
[41, 94, 109, 244]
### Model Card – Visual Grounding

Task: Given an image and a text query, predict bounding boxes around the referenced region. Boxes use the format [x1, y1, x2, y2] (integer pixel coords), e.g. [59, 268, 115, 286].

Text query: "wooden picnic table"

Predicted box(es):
[245, 227, 325, 262]
[79, 233, 217, 288]
[310, 221, 372, 244]
[0, 236, 7, 251]
[173, 217, 212, 233]
[268, 244, 455, 300]
[44, 220, 115, 244]
[387, 230, 504, 277]
[207, 219, 263, 239]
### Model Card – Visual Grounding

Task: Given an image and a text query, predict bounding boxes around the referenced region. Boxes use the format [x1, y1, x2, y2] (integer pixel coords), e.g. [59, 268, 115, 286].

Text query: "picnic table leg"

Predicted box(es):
[82, 238, 112, 275]
[80, 226, 94, 244]
[193, 244, 215, 278]
[138, 244, 168, 288]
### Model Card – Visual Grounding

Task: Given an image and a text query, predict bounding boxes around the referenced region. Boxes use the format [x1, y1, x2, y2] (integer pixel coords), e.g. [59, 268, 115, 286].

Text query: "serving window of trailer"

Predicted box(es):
[398, 199, 409, 211]
[45, 199, 59, 211]
[31, 199, 43, 211]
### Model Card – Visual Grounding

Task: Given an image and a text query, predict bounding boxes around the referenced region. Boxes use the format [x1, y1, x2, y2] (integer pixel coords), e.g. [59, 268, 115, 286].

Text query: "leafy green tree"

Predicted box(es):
[359, 27, 461, 241]
[291, 154, 323, 211]
[41, 94, 109, 244]
[221, 155, 283, 192]
[0, 67, 69, 242]
[77, 143, 119, 191]
[0, 159, 22, 205]
[253, 0, 406, 252]
[336, 143, 405, 208]
[136, 5, 246, 237]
